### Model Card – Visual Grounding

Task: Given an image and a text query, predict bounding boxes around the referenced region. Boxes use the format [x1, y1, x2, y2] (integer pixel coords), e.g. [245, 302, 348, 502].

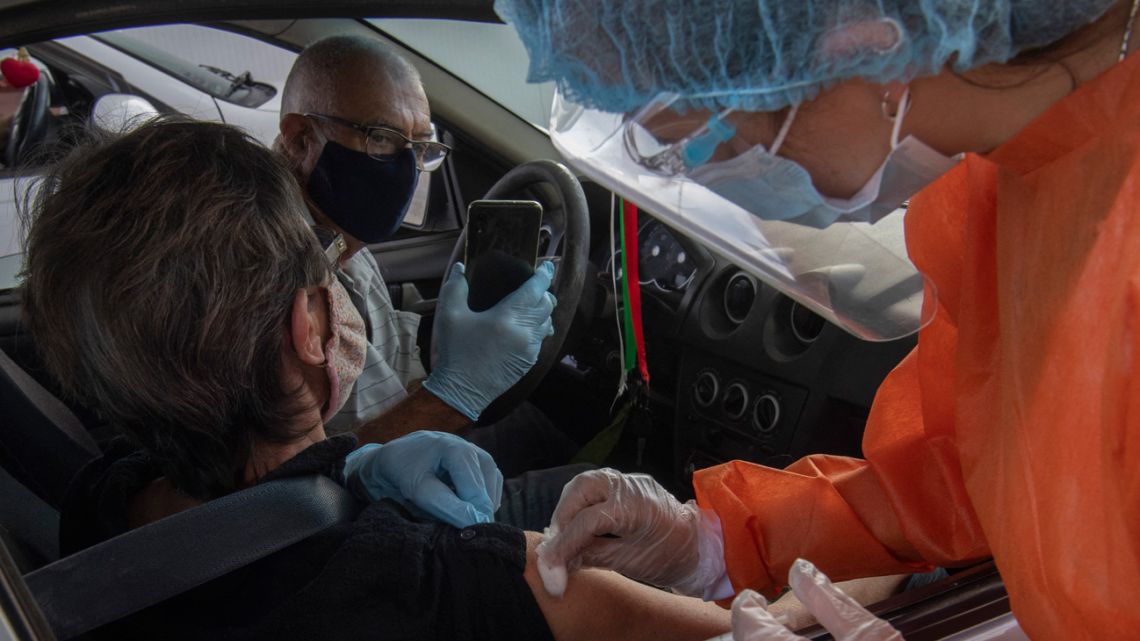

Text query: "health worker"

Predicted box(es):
[495, 0, 1140, 638]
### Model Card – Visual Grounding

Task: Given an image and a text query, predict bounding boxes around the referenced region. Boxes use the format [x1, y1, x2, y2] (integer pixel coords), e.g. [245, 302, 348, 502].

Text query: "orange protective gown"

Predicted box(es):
[693, 54, 1140, 639]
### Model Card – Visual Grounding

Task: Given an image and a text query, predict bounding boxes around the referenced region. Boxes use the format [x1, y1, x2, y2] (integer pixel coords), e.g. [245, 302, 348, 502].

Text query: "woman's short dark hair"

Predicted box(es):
[21, 118, 331, 499]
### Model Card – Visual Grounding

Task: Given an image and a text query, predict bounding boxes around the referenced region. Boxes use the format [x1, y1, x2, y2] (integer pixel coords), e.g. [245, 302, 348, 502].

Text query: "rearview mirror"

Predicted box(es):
[89, 94, 159, 133]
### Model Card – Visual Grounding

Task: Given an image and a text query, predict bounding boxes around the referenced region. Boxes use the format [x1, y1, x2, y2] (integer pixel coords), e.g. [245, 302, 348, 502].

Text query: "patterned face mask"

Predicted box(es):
[321, 279, 368, 422]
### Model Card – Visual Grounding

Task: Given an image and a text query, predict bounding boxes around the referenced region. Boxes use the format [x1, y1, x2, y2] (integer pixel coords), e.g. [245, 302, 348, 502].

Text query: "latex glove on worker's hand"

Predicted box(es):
[535, 467, 727, 598]
[344, 431, 504, 528]
[728, 559, 902, 641]
[423, 261, 556, 421]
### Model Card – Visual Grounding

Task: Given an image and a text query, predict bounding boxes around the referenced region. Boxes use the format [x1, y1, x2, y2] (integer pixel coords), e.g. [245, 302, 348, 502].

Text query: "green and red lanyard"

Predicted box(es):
[618, 196, 650, 387]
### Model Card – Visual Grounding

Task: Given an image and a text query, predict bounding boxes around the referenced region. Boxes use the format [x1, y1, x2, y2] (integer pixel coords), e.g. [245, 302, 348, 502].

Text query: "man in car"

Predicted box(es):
[275, 35, 586, 529]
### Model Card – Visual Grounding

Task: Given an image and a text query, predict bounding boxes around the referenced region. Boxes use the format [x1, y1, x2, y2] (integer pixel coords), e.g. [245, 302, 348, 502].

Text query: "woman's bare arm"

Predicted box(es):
[766, 573, 908, 631]
[521, 531, 730, 641]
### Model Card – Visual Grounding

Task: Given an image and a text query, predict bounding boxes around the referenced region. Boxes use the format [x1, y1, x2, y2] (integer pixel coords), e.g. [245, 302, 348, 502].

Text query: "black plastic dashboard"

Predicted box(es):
[612, 209, 917, 492]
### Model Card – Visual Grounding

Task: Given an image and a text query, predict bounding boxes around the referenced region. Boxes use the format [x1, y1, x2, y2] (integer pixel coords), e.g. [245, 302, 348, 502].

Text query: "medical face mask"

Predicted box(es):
[687, 91, 961, 229]
[306, 141, 420, 243]
[549, 90, 941, 342]
[321, 279, 368, 422]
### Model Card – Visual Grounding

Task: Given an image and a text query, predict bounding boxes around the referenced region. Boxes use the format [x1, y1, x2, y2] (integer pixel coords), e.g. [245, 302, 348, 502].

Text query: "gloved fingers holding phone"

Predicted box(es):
[424, 200, 557, 421]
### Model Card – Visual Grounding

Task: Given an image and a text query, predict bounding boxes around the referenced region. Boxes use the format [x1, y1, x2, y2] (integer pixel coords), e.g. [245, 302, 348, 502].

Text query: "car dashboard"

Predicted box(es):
[572, 191, 916, 495]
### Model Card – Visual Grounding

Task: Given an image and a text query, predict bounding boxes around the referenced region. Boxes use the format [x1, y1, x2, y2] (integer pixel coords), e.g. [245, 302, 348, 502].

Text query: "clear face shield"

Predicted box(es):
[551, 90, 944, 342]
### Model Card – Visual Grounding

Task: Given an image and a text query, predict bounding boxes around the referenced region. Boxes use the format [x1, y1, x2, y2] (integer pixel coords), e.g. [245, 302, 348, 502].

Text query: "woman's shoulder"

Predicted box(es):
[288, 505, 551, 641]
[58, 437, 164, 553]
[62, 435, 553, 641]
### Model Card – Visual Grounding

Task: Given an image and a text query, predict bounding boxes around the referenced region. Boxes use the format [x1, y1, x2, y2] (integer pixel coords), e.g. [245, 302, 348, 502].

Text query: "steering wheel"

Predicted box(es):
[5, 74, 50, 168]
[445, 159, 591, 425]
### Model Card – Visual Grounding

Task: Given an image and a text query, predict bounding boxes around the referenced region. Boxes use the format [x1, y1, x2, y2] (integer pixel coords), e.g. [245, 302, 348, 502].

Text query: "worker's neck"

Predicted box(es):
[908, 5, 1136, 156]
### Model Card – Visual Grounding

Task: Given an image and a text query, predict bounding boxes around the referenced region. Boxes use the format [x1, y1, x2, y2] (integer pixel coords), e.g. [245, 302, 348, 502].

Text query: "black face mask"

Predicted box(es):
[306, 141, 420, 243]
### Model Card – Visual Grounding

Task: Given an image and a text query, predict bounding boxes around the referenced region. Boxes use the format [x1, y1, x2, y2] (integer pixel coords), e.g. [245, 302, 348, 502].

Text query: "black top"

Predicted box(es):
[59, 435, 555, 641]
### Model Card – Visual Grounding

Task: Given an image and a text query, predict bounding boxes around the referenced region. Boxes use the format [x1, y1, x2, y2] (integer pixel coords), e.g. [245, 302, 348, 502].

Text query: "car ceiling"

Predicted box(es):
[0, 0, 500, 46]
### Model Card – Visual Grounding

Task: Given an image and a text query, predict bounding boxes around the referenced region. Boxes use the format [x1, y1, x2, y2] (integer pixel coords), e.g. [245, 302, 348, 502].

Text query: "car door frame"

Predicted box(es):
[0, 541, 55, 641]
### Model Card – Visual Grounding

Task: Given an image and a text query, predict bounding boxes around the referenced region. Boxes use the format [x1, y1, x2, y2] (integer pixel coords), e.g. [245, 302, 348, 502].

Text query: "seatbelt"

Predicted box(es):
[25, 474, 361, 640]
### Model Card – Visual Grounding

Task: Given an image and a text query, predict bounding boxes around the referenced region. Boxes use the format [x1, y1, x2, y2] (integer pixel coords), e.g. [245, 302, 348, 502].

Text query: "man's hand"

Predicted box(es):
[344, 431, 503, 528]
[423, 260, 556, 421]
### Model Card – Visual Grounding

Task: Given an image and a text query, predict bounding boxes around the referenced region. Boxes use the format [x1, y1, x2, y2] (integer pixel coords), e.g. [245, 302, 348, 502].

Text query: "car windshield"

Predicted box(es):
[369, 19, 555, 132]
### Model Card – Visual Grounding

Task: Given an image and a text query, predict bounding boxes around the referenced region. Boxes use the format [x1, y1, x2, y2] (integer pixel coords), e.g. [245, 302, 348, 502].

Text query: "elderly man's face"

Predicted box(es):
[316, 67, 433, 160]
[279, 61, 432, 255]
[279, 59, 432, 187]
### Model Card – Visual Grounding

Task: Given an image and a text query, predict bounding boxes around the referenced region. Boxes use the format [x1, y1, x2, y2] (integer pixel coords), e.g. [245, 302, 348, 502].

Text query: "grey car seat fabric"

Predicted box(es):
[0, 465, 59, 569]
[0, 346, 99, 509]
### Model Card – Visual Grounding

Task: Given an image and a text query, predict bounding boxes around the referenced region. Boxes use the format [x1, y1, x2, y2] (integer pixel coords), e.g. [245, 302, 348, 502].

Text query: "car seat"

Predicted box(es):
[0, 345, 98, 567]
[0, 345, 362, 639]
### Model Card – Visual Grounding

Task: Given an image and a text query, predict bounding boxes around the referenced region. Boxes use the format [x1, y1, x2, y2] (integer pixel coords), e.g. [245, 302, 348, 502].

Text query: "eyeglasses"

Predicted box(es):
[304, 112, 452, 172]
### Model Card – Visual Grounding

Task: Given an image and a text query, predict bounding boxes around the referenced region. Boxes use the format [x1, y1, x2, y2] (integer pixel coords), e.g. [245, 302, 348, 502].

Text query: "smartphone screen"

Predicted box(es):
[464, 200, 543, 312]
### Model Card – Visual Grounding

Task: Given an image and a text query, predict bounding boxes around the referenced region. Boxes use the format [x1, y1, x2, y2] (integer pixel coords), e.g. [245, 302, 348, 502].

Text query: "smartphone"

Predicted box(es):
[464, 199, 543, 312]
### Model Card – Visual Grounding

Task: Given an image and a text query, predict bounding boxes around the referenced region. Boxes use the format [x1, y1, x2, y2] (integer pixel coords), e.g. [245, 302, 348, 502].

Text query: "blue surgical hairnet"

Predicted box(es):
[494, 0, 1117, 113]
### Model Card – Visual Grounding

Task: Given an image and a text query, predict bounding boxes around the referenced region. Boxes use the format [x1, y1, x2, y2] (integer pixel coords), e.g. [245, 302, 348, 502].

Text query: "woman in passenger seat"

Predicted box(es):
[18, 118, 730, 641]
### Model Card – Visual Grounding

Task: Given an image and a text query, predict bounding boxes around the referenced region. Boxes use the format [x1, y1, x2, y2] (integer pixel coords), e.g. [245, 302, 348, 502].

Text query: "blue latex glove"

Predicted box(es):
[343, 431, 504, 528]
[423, 261, 556, 421]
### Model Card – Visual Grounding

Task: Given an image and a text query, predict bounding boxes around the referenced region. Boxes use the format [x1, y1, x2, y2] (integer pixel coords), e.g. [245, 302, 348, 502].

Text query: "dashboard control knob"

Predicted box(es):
[722, 382, 749, 420]
[693, 370, 720, 408]
[752, 393, 781, 433]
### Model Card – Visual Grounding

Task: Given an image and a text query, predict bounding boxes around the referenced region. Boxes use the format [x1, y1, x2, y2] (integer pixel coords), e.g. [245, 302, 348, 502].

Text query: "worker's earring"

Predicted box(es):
[880, 88, 910, 122]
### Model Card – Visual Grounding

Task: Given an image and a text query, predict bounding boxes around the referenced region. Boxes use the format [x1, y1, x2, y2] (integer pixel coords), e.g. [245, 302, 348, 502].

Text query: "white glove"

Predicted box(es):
[536, 468, 726, 598]
[728, 559, 902, 641]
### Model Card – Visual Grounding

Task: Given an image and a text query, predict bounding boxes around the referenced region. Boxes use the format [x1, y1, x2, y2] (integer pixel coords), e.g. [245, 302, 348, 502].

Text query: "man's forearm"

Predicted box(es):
[356, 381, 471, 444]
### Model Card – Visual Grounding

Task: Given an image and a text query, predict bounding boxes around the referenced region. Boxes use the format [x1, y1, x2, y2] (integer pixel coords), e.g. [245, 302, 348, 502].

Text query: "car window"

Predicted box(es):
[0, 25, 300, 292]
[0, 24, 485, 289]
[369, 18, 555, 132]
[91, 24, 441, 232]
[92, 25, 295, 109]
